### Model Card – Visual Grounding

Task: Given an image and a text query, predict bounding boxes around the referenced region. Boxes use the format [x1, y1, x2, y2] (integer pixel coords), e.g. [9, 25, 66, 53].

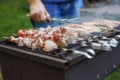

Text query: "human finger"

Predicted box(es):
[30, 12, 41, 23]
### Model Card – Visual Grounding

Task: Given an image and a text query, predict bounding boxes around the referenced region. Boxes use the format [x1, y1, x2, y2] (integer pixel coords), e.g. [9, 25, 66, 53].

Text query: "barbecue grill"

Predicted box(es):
[0, 38, 120, 80]
[0, 23, 120, 80]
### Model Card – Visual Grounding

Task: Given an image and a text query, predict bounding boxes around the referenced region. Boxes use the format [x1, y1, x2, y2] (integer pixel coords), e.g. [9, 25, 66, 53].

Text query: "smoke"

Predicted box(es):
[80, 0, 120, 22]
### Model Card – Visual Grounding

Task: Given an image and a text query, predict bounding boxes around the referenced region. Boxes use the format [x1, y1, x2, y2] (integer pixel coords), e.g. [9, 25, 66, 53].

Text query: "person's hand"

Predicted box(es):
[29, 1, 50, 23]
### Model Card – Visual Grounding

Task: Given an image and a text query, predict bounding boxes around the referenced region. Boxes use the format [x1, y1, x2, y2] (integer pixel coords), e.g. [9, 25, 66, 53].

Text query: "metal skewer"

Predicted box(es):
[2, 36, 9, 39]
[62, 48, 95, 59]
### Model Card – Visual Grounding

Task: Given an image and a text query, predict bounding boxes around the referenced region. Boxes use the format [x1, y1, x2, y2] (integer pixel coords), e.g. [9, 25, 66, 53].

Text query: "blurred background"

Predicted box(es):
[0, 0, 120, 80]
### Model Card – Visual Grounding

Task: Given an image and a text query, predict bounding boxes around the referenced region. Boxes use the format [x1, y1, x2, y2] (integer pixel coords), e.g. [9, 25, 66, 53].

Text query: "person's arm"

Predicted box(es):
[27, 0, 50, 23]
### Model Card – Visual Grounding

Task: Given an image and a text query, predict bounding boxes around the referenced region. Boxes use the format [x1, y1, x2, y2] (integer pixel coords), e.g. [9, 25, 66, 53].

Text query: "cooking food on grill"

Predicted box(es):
[8, 19, 120, 52]
[82, 20, 120, 30]
[64, 24, 102, 38]
[42, 40, 58, 52]
[9, 26, 80, 52]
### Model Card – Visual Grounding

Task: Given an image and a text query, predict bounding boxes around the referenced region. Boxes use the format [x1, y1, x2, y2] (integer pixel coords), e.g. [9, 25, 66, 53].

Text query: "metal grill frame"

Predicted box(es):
[0, 40, 120, 80]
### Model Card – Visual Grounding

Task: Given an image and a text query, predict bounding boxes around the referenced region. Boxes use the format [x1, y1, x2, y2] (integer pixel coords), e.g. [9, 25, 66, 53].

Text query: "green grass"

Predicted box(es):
[0, 0, 32, 40]
[0, 0, 120, 80]
[0, 73, 3, 80]
[105, 69, 120, 80]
